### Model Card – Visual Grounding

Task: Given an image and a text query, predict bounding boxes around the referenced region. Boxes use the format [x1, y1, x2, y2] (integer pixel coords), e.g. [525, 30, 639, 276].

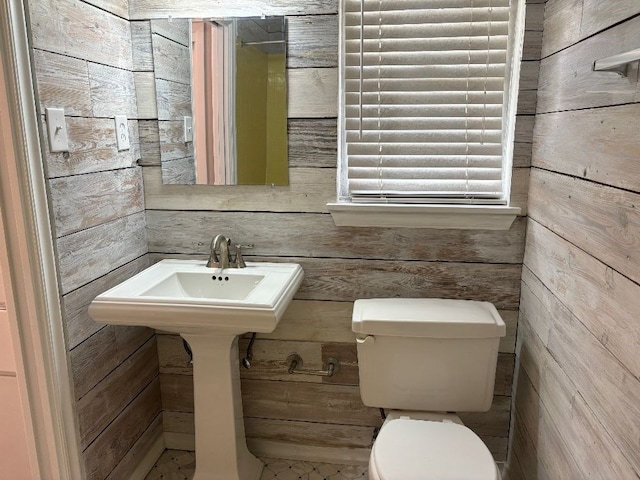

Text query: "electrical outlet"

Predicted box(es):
[184, 116, 193, 143]
[115, 115, 130, 151]
[45, 108, 69, 152]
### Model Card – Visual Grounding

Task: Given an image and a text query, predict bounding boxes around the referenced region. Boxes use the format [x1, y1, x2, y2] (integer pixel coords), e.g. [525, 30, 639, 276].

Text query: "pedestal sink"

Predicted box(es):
[88, 259, 304, 480]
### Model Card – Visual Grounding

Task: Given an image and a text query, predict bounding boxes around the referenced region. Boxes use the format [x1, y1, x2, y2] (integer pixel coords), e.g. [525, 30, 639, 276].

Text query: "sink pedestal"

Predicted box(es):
[181, 333, 264, 480]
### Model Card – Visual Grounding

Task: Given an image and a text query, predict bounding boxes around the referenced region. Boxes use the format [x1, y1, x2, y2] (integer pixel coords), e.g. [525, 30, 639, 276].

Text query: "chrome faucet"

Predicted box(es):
[207, 234, 231, 268]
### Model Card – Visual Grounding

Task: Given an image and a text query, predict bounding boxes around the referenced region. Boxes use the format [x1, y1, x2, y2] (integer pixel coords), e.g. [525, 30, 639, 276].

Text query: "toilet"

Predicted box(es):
[352, 298, 506, 480]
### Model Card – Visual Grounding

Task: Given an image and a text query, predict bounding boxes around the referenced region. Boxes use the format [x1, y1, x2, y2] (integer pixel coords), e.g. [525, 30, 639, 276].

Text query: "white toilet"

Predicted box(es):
[352, 298, 506, 480]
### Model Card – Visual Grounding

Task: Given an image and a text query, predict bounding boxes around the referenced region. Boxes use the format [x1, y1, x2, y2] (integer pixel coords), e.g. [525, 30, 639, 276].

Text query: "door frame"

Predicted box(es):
[0, 0, 83, 477]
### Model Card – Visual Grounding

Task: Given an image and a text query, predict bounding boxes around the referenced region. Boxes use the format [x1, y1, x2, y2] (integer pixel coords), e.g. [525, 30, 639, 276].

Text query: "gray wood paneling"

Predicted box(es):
[49, 168, 144, 237]
[131, 21, 154, 71]
[88, 63, 138, 118]
[509, 4, 640, 476]
[151, 34, 191, 85]
[288, 118, 337, 168]
[62, 255, 150, 350]
[42, 117, 139, 178]
[29, 0, 133, 71]
[146, 211, 525, 263]
[56, 211, 147, 294]
[537, 15, 640, 114]
[82, 379, 161, 480]
[532, 104, 640, 192]
[287, 15, 338, 68]
[76, 338, 159, 448]
[150, 19, 190, 46]
[528, 169, 640, 286]
[32, 49, 92, 117]
[156, 79, 191, 121]
[130, 0, 339, 20]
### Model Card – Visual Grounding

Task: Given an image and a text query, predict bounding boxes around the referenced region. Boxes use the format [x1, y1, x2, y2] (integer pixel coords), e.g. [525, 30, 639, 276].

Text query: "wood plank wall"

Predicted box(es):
[26, 1, 161, 478]
[506, 1, 640, 478]
[135, 0, 543, 462]
[133, 19, 195, 184]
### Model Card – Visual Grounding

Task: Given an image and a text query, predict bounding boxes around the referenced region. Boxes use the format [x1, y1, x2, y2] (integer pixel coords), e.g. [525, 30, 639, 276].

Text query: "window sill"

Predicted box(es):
[327, 203, 521, 230]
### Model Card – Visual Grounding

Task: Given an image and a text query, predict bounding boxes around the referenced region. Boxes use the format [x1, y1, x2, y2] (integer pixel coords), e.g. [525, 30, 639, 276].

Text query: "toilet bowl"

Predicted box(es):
[351, 298, 506, 480]
[367, 412, 500, 480]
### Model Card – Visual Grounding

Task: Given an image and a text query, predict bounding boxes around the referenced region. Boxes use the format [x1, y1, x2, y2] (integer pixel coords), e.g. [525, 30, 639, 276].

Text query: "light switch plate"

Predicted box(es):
[45, 107, 69, 153]
[184, 116, 193, 143]
[114, 115, 130, 151]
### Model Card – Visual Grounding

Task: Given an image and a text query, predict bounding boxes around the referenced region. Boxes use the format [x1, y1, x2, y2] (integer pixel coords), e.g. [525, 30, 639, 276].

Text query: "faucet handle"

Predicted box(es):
[234, 244, 254, 268]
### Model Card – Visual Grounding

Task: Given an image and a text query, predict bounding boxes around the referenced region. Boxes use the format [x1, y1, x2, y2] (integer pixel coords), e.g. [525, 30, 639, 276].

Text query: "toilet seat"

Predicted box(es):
[371, 418, 499, 480]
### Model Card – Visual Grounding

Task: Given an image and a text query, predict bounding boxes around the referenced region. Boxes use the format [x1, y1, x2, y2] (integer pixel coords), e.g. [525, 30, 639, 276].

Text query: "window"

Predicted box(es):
[328, 0, 524, 229]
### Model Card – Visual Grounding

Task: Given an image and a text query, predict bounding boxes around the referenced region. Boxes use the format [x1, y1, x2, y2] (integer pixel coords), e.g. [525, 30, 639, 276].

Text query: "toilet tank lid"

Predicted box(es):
[352, 298, 506, 338]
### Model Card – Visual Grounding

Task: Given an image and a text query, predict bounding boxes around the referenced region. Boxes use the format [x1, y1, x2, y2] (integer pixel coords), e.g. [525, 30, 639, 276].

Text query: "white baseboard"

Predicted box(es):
[128, 433, 166, 480]
[163, 433, 371, 466]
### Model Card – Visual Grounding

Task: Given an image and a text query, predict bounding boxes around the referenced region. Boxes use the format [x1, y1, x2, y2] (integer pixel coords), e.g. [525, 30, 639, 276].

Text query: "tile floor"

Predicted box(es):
[144, 450, 368, 480]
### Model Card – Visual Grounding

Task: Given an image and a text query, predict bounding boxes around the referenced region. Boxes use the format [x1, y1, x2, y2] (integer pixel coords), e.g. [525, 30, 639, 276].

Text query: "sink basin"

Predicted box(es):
[88, 258, 304, 480]
[88, 259, 304, 334]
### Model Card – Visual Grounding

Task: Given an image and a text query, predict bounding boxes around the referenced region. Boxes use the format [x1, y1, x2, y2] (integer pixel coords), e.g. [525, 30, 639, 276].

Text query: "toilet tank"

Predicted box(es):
[353, 298, 506, 412]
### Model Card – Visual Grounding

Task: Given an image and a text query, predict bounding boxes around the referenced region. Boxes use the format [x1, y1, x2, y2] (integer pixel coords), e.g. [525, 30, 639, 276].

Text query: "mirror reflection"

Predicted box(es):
[155, 17, 288, 185]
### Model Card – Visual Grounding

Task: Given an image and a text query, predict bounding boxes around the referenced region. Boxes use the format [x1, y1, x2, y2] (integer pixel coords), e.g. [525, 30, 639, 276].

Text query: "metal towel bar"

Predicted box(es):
[593, 47, 640, 77]
[286, 353, 340, 377]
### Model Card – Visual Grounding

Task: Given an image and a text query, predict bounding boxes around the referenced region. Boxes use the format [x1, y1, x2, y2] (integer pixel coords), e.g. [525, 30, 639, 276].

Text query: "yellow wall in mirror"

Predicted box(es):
[236, 44, 268, 184]
[266, 53, 288, 185]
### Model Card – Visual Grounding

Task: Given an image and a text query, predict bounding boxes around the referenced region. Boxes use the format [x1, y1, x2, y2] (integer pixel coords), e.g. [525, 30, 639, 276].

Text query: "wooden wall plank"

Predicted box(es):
[151, 34, 191, 85]
[288, 118, 337, 168]
[158, 120, 193, 161]
[150, 19, 190, 46]
[532, 104, 640, 192]
[288, 68, 338, 118]
[130, 0, 339, 20]
[134, 72, 158, 119]
[83, 0, 129, 20]
[524, 220, 640, 380]
[161, 157, 196, 184]
[138, 120, 162, 165]
[245, 418, 374, 449]
[287, 15, 338, 68]
[291, 256, 521, 308]
[29, 0, 133, 71]
[49, 168, 144, 237]
[32, 49, 92, 117]
[42, 117, 139, 178]
[105, 415, 163, 480]
[143, 166, 335, 212]
[76, 338, 159, 449]
[259, 300, 354, 343]
[528, 168, 640, 286]
[517, 274, 640, 478]
[62, 255, 150, 349]
[581, 0, 640, 38]
[541, 0, 583, 57]
[537, 15, 640, 114]
[146, 211, 525, 263]
[56, 211, 148, 294]
[82, 379, 161, 480]
[156, 79, 191, 121]
[88, 62, 138, 118]
[131, 21, 154, 71]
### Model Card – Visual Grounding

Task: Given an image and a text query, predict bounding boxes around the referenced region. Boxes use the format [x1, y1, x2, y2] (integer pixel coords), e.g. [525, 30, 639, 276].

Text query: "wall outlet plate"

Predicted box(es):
[184, 116, 193, 143]
[115, 115, 130, 151]
[45, 107, 70, 153]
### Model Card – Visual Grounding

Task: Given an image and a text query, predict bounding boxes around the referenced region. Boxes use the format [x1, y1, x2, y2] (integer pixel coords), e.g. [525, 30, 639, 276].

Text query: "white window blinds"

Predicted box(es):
[341, 0, 511, 204]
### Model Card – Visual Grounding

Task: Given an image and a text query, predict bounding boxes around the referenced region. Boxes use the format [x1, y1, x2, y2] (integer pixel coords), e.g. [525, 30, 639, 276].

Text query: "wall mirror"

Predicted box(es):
[154, 16, 288, 186]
